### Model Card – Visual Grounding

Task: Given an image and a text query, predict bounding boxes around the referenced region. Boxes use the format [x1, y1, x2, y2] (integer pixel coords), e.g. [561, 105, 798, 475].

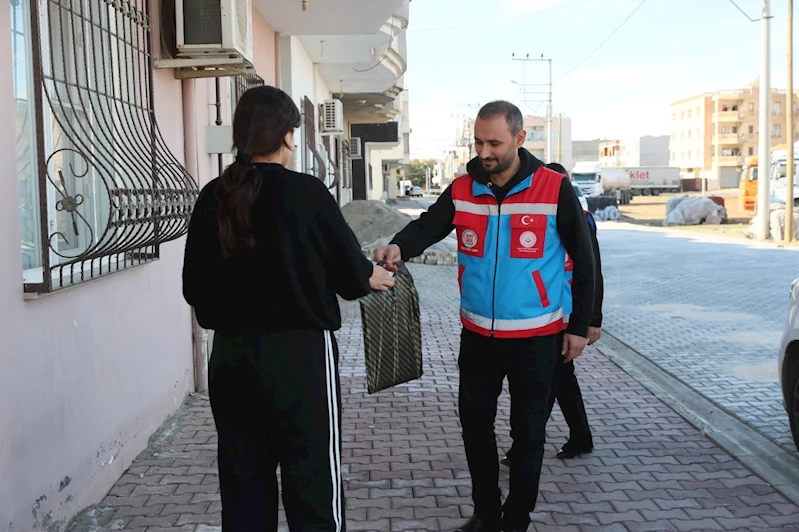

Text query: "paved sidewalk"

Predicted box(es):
[71, 264, 799, 532]
[596, 223, 799, 456]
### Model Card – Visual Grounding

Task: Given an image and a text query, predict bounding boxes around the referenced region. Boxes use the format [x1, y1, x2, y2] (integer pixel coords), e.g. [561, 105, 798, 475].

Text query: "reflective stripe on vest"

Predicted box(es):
[451, 166, 566, 338]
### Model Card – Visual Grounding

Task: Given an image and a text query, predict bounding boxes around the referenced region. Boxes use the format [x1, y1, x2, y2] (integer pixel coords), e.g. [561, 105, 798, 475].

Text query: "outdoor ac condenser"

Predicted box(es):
[176, 0, 253, 63]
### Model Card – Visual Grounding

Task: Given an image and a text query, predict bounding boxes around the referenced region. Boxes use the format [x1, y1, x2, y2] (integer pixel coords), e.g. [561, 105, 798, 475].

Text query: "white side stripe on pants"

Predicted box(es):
[324, 331, 343, 531]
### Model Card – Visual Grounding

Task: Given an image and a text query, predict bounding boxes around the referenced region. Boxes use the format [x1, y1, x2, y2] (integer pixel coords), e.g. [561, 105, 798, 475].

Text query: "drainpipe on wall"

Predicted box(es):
[182, 78, 209, 393]
[215, 77, 224, 175]
[192, 309, 209, 393]
[275, 32, 281, 87]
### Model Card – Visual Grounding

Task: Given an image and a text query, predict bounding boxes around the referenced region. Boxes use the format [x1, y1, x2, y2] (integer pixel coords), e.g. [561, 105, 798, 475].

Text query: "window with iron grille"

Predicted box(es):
[11, 0, 198, 293]
[233, 73, 264, 104]
[302, 96, 326, 182]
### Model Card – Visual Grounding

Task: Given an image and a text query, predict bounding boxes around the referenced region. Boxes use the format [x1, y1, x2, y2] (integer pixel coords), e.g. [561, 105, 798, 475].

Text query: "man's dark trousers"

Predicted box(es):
[458, 328, 561, 527]
[546, 359, 593, 451]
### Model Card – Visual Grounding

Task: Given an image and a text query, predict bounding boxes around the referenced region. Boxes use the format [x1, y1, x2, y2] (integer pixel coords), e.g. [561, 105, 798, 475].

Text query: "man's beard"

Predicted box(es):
[481, 150, 515, 175]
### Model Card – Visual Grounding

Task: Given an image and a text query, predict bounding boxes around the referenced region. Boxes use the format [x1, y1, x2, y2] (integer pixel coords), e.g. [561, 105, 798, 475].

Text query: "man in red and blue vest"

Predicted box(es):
[374, 101, 596, 532]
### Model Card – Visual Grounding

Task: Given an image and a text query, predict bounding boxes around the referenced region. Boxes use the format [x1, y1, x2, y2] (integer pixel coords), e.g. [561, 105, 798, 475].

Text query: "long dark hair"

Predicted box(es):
[216, 85, 301, 256]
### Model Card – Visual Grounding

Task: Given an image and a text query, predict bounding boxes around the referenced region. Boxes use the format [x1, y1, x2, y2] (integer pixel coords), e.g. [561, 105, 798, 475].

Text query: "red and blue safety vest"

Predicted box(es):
[451, 166, 567, 338]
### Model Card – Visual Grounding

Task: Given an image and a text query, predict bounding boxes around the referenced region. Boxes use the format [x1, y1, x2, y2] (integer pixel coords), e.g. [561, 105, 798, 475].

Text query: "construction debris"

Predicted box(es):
[341, 200, 413, 246]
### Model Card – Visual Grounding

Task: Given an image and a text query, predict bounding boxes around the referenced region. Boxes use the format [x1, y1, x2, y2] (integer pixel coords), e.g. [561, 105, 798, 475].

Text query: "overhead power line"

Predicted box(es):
[554, 0, 647, 83]
[726, 0, 760, 21]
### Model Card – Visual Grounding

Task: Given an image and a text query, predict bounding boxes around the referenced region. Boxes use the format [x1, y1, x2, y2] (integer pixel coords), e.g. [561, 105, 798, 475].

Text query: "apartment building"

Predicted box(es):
[599, 136, 670, 167]
[454, 116, 476, 175]
[627, 135, 670, 166]
[572, 139, 602, 164]
[2, 0, 411, 530]
[599, 139, 622, 167]
[670, 85, 799, 191]
[522, 114, 573, 171]
[450, 113, 573, 175]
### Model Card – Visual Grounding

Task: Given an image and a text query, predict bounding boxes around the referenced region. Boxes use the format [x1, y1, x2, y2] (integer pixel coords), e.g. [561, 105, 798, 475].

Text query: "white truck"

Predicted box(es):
[769, 143, 799, 206]
[623, 166, 681, 196]
[571, 161, 634, 204]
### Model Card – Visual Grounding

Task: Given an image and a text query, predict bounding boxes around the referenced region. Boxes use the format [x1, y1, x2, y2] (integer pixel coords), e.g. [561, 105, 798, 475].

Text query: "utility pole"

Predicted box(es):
[546, 58, 553, 163]
[467, 103, 480, 143]
[787, 0, 795, 244]
[425, 164, 430, 193]
[512, 53, 553, 161]
[557, 114, 563, 162]
[756, 0, 772, 240]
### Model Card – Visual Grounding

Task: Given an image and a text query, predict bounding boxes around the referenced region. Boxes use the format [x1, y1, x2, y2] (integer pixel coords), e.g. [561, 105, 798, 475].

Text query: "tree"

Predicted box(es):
[406, 159, 437, 187]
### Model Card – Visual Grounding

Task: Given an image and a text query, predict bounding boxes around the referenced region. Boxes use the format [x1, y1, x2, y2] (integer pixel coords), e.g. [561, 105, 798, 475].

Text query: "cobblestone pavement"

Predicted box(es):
[596, 223, 799, 456]
[73, 264, 799, 531]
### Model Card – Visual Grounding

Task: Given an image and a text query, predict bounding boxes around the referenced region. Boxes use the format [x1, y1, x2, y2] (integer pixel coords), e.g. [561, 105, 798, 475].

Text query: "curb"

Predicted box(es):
[597, 331, 799, 507]
[362, 249, 458, 266]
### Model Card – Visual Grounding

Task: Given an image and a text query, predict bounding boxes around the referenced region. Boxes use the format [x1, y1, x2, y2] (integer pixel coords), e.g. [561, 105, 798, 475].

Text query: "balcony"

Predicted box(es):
[712, 90, 750, 101]
[298, 5, 408, 106]
[254, 0, 404, 35]
[713, 156, 740, 166]
[338, 92, 400, 123]
[713, 134, 739, 145]
[712, 111, 740, 122]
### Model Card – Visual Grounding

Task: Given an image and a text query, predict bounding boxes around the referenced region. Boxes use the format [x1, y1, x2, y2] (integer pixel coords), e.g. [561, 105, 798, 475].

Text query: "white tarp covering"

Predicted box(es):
[663, 197, 725, 226]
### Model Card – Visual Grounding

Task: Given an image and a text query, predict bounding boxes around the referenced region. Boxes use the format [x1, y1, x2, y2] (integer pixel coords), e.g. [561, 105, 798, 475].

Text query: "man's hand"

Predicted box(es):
[562, 333, 587, 363]
[369, 264, 395, 291]
[587, 326, 601, 345]
[373, 244, 402, 272]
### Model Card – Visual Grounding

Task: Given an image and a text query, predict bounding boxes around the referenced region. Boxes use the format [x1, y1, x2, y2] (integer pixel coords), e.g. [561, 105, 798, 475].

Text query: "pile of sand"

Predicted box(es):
[341, 200, 413, 246]
[342, 199, 459, 260]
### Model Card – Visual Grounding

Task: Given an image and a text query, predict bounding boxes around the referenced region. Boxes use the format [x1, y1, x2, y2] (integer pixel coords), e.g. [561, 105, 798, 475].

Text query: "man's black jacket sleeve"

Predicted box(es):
[556, 177, 596, 338]
[391, 185, 455, 260]
[589, 222, 603, 328]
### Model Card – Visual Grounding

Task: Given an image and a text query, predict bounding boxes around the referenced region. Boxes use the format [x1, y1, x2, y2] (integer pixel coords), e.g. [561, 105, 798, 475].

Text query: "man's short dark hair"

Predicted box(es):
[477, 100, 524, 135]
[545, 162, 569, 177]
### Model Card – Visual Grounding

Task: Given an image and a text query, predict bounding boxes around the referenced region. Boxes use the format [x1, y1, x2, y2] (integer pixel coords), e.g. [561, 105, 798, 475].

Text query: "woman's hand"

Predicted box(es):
[369, 264, 395, 291]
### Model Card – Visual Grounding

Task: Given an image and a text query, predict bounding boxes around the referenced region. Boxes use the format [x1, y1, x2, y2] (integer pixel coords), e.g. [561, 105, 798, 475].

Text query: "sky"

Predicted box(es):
[405, 0, 796, 159]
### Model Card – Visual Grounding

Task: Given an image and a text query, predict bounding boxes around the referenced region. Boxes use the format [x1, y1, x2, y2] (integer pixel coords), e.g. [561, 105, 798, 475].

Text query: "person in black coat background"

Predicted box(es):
[501, 161, 602, 465]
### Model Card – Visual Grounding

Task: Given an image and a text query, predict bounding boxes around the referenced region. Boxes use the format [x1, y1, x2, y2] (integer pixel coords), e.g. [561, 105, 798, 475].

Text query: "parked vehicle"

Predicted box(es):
[408, 186, 424, 197]
[623, 166, 681, 196]
[740, 156, 758, 212]
[572, 183, 588, 212]
[739, 143, 799, 212]
[571, 161, 634, 204]
[778, 276, 799, 452]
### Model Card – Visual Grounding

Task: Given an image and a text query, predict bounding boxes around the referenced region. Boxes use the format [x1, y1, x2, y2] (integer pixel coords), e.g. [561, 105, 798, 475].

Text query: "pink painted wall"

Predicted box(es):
[0, 3, 281, 530]
[185, 6, 280, 188]
[0, 7, 194, 532]
[252, 8, 278, 86]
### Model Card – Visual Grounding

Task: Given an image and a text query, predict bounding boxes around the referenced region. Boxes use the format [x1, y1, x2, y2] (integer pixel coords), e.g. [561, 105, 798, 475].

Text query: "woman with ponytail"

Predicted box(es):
[182, 85, 394, 531]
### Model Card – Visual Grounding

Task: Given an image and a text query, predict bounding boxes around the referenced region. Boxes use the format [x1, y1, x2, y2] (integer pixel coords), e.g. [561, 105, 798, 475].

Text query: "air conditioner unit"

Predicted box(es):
[176, 0, 253, 63]
[348, 137, 363, 159]
[321, 99, 344, 135]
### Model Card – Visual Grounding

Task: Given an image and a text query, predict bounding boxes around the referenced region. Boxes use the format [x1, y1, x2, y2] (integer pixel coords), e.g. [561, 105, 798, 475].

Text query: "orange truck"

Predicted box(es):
[739, 155, 759, 212]
[739, 142, 799, 211]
